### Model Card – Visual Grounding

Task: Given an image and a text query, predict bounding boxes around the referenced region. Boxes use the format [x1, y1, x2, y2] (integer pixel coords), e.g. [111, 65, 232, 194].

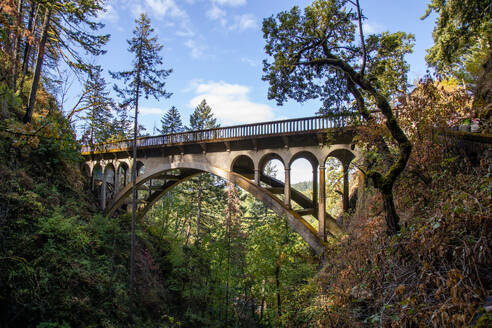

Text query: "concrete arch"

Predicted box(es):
[117, 162, 129, 191]
[325, 148, 356, 166]
[106, 161, 342, 256]
[92, 163, 103, 180]
[131, 161, 145, 177]
[288, 150, 319, 169]
[259, 152, 285, 174]
[231, 154, 255, 177]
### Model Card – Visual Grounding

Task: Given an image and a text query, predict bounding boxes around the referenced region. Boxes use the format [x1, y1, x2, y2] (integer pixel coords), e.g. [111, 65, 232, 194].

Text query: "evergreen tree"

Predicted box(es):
[159, 106, 184, 134]
[188, 99, 219, 243]
[78, 66, 115, 145]
[110, 13, 172, 319]
[23, 0, 109, 123]
[189, 99, 218, 130]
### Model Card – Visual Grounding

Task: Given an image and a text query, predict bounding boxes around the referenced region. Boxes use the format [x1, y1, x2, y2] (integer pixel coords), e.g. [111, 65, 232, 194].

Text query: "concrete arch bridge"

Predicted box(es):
[81, 115, 360, 256]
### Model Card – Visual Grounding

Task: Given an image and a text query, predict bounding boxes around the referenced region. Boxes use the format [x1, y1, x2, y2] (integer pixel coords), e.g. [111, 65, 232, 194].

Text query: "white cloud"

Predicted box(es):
[229, 14, 257, 31]
[363, 21, 385, 34]
[184, 39, 207, 58]
[188, 80, 275, 125]
[207, 5, 226, 20]
[139, 107, 167, 115]
[213, 0, 246, 6]
[145, 0, 186, 18]
[240, 57, 259, 67]
[97, 4, 119, 23]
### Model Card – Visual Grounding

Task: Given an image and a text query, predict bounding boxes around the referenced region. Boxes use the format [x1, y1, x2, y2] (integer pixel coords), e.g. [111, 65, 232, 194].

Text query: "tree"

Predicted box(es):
[22, 0, 109, 123]
[110, 13, 172, 319]
[189, 99, 219, 243]
[76, 66, 115, 145]
[189, 99, 218, 130]
[159, 105, 184, 134]
[422, 0, 491, 82]
[262, 0, 413, 234]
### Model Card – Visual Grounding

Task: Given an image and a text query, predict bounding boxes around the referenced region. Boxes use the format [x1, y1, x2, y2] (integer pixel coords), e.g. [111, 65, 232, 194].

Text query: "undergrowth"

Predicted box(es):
[302, 157, 491, 327]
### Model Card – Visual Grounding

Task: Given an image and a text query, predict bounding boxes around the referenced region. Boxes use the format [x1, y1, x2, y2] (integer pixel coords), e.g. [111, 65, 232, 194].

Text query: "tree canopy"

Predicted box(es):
[262, 0, 414, 234]
[422, 0, 492, 82]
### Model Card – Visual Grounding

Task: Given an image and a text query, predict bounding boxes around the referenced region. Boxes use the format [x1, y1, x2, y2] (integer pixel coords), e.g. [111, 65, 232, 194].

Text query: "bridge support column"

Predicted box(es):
[115, 167, 120, 195]
[101, 175, 107, 210]
[254, 169, 260, 185]
[284, 168, 291, 208]
[318, 165, 326, 241]
[312, 168, 318, 212]
[342, 162, 350, 212]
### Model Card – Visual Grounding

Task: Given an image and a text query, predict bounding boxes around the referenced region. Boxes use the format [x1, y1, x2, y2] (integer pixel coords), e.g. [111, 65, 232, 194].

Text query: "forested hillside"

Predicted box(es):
[0, 0, 490, 327]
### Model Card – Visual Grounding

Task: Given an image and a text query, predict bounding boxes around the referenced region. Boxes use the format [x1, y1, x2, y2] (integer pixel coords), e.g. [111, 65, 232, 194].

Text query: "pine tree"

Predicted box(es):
[189, 99, 218, 130]
[23, 0, 109, 123]
[110, 13, 172, 320]
[159, 106, 184, 134]
[189, 99, 219, 243]
[78, 66, 115, 145]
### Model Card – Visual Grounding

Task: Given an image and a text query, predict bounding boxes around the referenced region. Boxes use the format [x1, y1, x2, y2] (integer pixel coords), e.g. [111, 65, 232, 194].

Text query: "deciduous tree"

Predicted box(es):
[262, 0, 413, 234]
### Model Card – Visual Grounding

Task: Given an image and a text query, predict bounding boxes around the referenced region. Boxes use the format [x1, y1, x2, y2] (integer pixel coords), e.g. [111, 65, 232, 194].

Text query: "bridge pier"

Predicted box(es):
[254, 169, 260, 185]
[284, 168, 291, 208]
[318, 165, 326, 241]
[101, 176, 107, 210]
[312, 168, 318, 213]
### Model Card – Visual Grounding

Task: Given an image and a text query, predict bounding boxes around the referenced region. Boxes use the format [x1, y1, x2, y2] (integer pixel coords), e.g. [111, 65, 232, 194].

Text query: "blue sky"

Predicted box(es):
[81, 0, 437, 134]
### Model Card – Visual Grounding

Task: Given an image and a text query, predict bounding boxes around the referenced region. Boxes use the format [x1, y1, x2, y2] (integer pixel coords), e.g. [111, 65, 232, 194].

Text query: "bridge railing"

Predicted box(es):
[81, 113, 360, 153]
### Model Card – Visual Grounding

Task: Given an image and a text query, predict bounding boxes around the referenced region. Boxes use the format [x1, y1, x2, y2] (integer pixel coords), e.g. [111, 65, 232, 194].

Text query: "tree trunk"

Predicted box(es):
[195, 174, 203, 244]
[18, 1, 37, 94]
[129, 44, 142, 322]
[275, 264, 281, 318]
[382, 190, 400, 234]
[24, 6, 50, 123]
[11, 0, 24, 91]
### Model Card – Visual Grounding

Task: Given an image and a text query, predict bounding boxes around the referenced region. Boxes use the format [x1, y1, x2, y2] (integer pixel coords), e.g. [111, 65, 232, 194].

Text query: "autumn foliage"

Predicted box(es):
[303, 78, 491, 327]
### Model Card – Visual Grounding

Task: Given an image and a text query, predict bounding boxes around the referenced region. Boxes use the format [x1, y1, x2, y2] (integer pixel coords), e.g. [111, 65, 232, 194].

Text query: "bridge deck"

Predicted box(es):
[81, 114, 360, 155]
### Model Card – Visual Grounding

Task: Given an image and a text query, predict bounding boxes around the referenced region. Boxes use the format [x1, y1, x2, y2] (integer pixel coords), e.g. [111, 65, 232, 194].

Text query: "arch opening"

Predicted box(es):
[104, 164, 116, 201]
[290, 158, 317, 220]
[231, 155, 255, 180]
[106, 162, 335, 256]
[323, 149, 356, 223]
[117, 163, 129, 191]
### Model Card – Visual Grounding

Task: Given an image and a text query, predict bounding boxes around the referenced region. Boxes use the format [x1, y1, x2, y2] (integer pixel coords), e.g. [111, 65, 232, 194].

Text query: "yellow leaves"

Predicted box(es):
[395, 284, 406, 295]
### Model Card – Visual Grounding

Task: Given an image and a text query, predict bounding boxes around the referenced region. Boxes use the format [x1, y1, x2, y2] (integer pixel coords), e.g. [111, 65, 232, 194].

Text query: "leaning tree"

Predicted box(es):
[262, 0, 415, 234]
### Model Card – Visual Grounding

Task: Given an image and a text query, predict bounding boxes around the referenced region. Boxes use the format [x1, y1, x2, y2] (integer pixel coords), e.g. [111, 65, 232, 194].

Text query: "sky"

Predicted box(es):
[84, 0, 437, 130]
[71, 0, 438, 182]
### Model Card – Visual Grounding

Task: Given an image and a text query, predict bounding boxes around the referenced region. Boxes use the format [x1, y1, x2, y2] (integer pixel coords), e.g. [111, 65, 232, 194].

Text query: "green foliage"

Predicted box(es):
[423, 0, 492, 83]
[79, 66, 116, 144]
[189, 99, 218, 130]
[159, 106, 184, 134]
[262, 0, 414, 112]
[0, 81, 21, 117]
[110, 13, 172, 111]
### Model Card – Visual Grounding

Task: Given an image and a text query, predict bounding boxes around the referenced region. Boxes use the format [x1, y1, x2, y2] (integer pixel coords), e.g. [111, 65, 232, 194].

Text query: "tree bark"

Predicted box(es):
[304, 53, 412, 234]
[195, 174, 203, 244]
[11, 0, 24, 92]
[129, 35, 143, 323]
[24, 6, 50, 123]
[382, 190, 400, 234]
[18, 1, 37, 94]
